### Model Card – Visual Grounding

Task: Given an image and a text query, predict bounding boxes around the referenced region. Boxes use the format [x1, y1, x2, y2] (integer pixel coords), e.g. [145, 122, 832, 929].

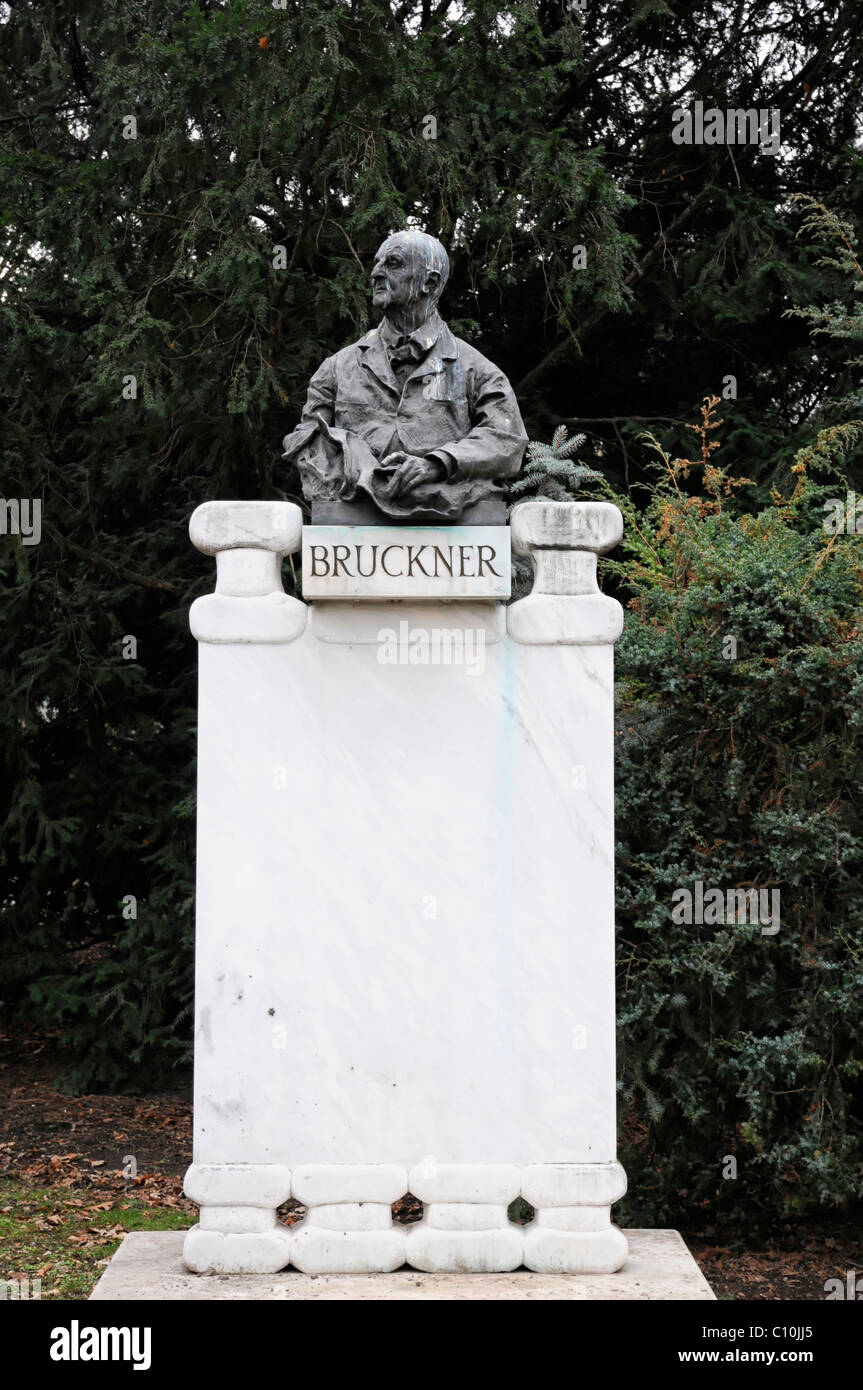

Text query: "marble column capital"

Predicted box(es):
[507, 499, 624, 645]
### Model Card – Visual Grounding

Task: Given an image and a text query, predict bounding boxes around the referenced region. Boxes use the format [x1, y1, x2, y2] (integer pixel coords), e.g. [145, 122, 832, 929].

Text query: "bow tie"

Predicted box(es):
[388, 336, 424, 369]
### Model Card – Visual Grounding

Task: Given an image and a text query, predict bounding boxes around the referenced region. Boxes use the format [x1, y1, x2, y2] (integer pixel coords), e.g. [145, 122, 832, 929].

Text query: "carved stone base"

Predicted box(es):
[291, 1227, 406, 1275]
[182, 1163, 294, 1274]
[182, 1162, 628, 1276]
[521, 1162, 628, 1273]
[406, 1220, 524, 1273]
[523, 1223, 628, 1274]
[184, 1223, 294, 1275]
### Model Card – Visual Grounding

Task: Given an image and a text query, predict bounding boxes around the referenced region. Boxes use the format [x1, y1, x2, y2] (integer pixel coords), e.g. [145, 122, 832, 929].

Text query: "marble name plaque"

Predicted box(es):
[302, 525, 511, 601]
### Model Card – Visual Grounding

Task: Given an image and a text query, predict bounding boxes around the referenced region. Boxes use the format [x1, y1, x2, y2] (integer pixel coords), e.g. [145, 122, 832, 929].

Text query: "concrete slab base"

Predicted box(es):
[90, 1229, 714, 1300]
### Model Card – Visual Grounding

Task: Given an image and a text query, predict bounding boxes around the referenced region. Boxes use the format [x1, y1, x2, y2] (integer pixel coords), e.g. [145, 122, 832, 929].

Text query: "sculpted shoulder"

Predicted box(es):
[447, 333, 510, 379]
[311, 331, 376, 380]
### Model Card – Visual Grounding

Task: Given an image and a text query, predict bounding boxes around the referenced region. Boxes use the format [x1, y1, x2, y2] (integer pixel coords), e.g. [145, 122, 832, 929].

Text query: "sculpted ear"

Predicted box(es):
[423, 268, 441, 298]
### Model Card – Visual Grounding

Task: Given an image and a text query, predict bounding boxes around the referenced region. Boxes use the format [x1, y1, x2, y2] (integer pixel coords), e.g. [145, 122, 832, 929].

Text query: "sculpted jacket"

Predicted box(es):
[282, 313, 527, 521]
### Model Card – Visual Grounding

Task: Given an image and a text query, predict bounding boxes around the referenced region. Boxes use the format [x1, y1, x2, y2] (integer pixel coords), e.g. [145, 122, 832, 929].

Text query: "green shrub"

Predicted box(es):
[608, 406, 863, 1232]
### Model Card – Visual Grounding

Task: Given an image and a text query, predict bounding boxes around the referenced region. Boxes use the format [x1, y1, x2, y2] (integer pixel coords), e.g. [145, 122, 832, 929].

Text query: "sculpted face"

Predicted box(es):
[371, 235, 423, 312]
[370, 230, 449, 329]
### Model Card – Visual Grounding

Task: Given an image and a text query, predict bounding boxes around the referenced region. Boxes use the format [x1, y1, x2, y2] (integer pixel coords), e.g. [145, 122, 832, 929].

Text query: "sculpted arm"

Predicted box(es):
[283, 357, 377, 499]
[431, 364, 527, 483]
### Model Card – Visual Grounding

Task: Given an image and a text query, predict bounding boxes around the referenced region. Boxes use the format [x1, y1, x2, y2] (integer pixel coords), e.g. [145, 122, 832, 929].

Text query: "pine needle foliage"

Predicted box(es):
[509, 425, 601, 502]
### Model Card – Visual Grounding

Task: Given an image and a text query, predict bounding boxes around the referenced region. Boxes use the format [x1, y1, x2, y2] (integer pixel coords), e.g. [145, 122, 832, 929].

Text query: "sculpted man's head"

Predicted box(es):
[371, 229, 450, 333]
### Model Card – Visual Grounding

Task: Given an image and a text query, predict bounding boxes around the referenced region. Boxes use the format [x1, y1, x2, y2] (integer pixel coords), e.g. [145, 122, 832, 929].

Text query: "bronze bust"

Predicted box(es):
[282, 229, 527, 524]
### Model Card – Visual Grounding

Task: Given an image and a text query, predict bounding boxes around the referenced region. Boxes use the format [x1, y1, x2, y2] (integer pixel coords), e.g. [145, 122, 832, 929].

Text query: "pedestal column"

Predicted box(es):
[183, 498, 627, 1276]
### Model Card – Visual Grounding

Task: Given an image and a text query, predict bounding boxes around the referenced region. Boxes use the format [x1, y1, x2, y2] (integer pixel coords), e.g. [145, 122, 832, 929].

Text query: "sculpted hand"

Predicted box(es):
[381, 452, 445, 497]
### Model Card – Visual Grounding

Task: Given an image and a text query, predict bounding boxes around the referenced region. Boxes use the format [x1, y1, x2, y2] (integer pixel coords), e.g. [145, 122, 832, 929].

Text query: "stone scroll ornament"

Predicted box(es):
[281, 229, 528, 525]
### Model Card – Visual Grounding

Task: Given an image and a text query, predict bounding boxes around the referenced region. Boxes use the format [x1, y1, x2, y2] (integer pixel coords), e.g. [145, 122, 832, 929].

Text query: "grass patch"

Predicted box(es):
[0, 1176, 190, 1300]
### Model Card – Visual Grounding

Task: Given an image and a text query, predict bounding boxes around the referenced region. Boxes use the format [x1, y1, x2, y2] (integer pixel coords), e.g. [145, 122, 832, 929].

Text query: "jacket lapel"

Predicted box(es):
[357, 329, 399, 395]
[404, 320, 459, 397]
[356, 317, 460, 398]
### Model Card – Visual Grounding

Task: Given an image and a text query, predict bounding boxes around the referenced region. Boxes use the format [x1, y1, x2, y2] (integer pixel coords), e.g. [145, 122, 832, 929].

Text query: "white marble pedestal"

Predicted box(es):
[183, 498, 628, 1275]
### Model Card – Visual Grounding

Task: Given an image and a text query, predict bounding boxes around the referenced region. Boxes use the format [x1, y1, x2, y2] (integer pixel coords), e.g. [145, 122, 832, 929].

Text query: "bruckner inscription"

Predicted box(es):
[282, 229, 527, 524]
[308, 538, 503, 579]
[302, 525, 511, 600]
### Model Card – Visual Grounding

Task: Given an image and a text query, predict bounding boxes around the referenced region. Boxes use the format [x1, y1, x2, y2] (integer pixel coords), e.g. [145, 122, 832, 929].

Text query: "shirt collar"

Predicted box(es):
[378, 311, 443, 354]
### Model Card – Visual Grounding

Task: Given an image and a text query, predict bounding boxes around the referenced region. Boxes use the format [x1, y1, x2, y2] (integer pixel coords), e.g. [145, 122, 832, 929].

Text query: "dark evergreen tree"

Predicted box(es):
[1, 0, 862, 1227]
